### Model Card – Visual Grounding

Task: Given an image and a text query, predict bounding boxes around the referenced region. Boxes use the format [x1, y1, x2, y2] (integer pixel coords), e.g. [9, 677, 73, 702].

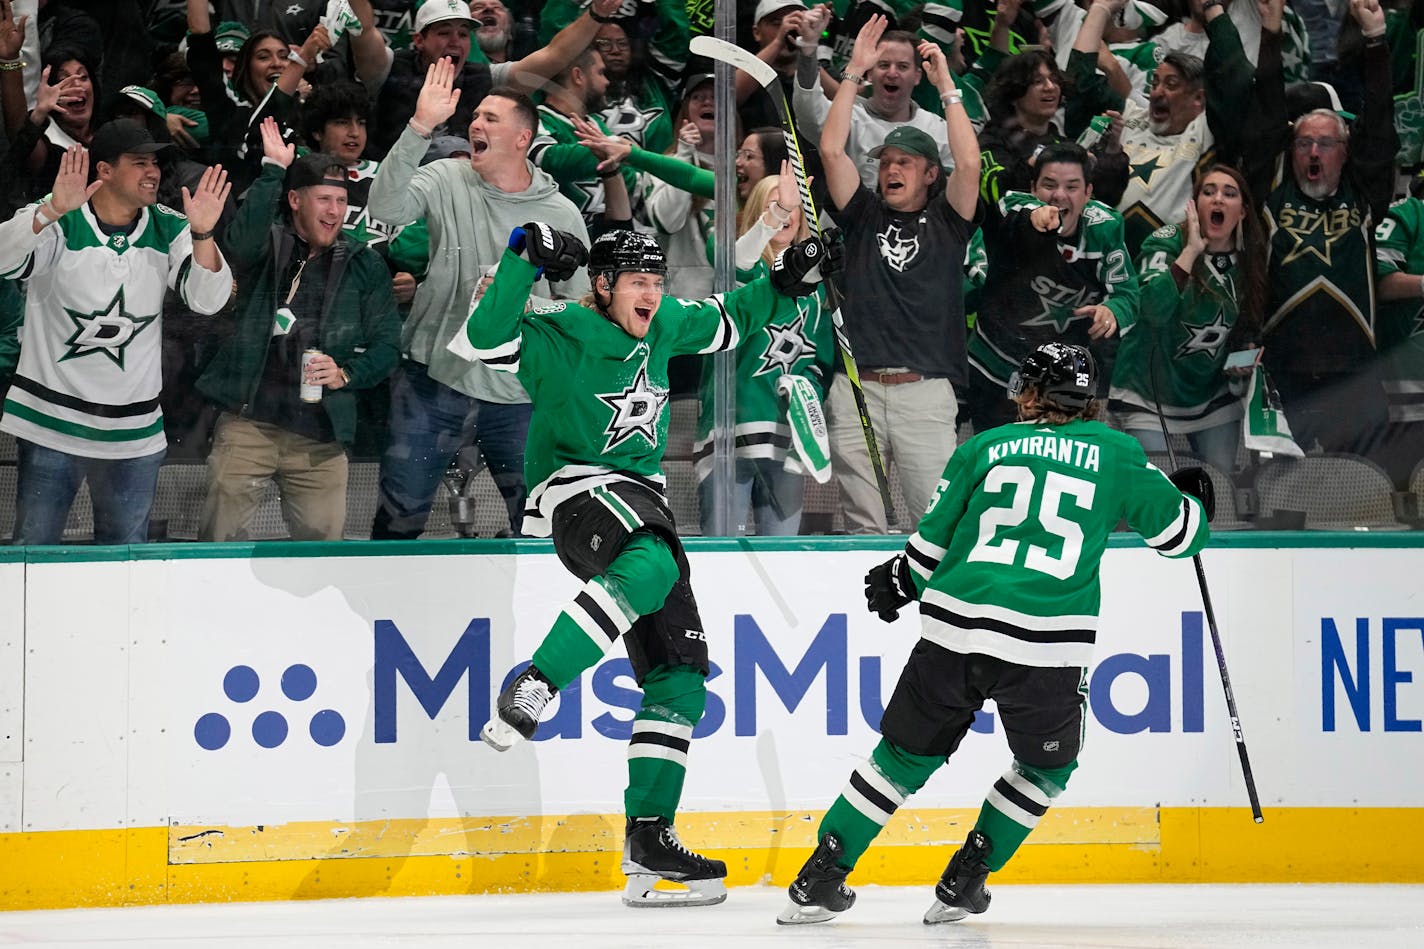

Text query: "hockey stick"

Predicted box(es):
[1149, 357, 1264, 823]
[691, 34, 896, 526]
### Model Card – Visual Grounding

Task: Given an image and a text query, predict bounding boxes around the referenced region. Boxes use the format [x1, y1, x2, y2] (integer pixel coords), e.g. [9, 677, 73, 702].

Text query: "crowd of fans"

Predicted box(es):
[1, 0, 1423, 543]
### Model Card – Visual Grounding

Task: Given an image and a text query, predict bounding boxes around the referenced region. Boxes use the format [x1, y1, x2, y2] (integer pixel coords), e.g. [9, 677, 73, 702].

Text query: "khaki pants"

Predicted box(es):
[826, 374, 958, 534]
[200, 414, 349, 542]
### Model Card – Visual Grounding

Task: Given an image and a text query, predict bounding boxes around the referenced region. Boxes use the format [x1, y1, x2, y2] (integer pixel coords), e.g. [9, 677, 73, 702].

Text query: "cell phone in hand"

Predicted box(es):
[1224, 348, 1263, 371]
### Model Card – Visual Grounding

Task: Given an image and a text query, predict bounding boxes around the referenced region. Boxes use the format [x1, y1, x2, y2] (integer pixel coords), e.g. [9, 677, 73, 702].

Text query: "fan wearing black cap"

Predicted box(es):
[193, 117, 401, 542]
[0, 120, 233, 545]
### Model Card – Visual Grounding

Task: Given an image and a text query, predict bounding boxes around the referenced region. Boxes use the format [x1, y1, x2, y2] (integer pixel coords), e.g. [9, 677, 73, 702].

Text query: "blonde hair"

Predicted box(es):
[1013, 390, 1101, 424]
[737, 175, 809, 268]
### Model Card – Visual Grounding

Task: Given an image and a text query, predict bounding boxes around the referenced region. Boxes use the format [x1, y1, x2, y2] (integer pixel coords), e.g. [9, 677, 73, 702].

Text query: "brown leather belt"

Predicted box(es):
[864, 370, 923, 385]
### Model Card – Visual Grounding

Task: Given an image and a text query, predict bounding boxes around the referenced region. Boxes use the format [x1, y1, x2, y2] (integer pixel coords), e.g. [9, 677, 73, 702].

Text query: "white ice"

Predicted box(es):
[1, 884, 1421, 949]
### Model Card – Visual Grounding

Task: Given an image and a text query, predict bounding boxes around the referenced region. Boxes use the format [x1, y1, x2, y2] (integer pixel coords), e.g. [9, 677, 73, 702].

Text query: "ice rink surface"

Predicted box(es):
[2, 884, 1422, 949]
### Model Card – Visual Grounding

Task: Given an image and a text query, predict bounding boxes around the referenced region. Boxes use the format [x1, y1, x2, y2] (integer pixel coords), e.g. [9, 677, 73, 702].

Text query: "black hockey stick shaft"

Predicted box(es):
[691, 36, 896, 525]
[1151, 360, 1264, 823]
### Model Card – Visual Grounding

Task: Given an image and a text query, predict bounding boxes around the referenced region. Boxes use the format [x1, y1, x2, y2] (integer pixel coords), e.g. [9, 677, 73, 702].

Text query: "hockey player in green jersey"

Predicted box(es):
[450, 225, 832, 907]
[780, 342, 1211, 926]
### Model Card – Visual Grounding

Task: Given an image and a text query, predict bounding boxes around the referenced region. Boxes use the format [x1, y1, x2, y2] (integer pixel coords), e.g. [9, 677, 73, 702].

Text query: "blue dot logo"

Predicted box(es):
[196, 663, 346, 750]
[224, 665, 260, 702]
[194, 712, 231, 751]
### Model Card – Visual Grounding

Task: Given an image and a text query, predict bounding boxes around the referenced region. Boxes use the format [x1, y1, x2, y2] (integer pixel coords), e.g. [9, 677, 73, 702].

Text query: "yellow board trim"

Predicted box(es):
[2, 807, 1422, 911]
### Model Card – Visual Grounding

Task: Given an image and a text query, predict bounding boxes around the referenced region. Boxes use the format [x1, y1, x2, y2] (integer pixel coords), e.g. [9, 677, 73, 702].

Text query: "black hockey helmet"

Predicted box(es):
[1008, 342, 1097, 410]
[588, 230, 668, 286]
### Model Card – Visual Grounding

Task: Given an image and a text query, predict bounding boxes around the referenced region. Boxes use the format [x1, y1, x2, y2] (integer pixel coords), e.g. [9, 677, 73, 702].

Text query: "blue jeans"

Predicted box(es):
[372, 361, 531, 538]
[1127, 422, 1240, 475]
[698, 457, 804, 536]
[14, 439, 165, 545]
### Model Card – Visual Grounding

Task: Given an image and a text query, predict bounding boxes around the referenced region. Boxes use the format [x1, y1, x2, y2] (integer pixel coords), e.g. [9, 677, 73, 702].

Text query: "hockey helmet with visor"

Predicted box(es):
[588, 230, 668, 287]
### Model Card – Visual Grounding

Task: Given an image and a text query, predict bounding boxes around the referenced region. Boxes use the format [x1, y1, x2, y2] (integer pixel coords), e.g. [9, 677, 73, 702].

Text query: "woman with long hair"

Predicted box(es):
[0, 46, 100, 200]
[1109, 164, 1267, 473]
[692, 167, 835, 535]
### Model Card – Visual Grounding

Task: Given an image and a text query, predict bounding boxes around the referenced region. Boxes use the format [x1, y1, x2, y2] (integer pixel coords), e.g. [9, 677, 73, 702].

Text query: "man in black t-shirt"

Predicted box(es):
[820, 15, 981, 533]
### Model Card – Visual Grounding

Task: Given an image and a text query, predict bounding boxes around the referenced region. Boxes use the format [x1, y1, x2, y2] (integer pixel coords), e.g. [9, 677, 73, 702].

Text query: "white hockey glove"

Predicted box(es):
[777, 374, 831, 483]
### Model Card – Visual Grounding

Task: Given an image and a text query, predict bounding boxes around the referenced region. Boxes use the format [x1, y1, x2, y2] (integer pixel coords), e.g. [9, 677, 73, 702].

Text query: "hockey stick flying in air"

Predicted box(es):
[691, 34, 896, 525]
[1150, 359, 1264, 823]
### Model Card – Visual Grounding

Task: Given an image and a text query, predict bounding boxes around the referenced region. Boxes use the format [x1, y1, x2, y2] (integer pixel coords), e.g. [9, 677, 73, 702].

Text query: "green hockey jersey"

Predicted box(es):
[903, 418, 1209, 668]
[449, 249, 800, 535]
[0, 201, 233, 458]
[1109, 223, 1247, 432]
[530, 105, 640, 217]
[1374, 196, 1424, 422]
[691, 259, 835, 479]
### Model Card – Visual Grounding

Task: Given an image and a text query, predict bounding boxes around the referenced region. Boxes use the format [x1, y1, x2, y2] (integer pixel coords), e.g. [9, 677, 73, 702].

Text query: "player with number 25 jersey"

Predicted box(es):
[780, 342, 1209, 928]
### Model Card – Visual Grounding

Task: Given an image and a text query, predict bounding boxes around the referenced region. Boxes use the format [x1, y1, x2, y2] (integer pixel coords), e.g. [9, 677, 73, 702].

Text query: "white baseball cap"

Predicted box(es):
[415, 0, 477, 33]
[753, 0, 806, 25]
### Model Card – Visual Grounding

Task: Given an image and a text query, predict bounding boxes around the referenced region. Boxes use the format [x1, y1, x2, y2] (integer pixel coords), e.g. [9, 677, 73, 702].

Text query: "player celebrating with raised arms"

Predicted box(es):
[780, 342, 1211, 926]
[448, 224, 833, 907]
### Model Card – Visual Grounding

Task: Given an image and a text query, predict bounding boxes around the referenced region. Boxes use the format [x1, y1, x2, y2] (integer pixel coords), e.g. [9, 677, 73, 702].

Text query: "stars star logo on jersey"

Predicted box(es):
[596, 364, 668, 452]
[1129, 154, 1164, 188]
[601, 100, 666, 146]
[59, 287, 156, 368]
[1021, 283, 1095, 333]
[753, 312, 814, 377]
[1278, 204, 1353, 266]
[285, 3, 305, 15]
[1175, 310, 1231, 359]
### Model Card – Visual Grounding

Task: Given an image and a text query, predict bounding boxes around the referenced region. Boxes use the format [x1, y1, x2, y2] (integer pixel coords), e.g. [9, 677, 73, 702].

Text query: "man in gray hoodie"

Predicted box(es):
[367, 56, 590, 539]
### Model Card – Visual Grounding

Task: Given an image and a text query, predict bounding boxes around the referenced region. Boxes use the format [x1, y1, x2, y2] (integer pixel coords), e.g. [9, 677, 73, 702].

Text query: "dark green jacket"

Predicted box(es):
[198, 161, 402, 445]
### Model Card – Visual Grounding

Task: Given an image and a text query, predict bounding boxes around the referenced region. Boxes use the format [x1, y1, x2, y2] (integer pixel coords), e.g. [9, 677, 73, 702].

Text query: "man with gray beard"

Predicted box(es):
[1248, 0, 1396, 458]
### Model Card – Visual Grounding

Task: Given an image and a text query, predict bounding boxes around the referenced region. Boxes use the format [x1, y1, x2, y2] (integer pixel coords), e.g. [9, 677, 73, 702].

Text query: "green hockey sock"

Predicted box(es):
[533, 532, 679, 689]
[624, 665, 706, 820]
[973, 759, 1077, 871]
[817, 739, 942, 869]
[531, 574, 638, 689]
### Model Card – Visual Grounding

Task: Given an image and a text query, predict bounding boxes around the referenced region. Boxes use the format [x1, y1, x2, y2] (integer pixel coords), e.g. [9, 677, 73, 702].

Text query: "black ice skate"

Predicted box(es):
[923, 830, 993, 924]
[620, 816, 728, 907]
[479, 665, 557, 751]
[777, 833, 856, 925]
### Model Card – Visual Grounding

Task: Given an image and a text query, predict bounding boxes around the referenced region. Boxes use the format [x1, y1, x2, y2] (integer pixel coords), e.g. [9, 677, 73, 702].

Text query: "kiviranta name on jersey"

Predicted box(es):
[986, 433, 1102, 472]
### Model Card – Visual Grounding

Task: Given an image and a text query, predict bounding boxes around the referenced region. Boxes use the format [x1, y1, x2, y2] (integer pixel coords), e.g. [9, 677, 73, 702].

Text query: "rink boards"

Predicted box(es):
[0, 536, 1422, 909]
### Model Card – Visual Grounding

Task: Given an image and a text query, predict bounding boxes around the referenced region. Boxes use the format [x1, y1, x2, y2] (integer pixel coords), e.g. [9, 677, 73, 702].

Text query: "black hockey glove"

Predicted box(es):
[509, 222, 588, 282]
[865, 554, 915, 623]
[1169, 466, 1216, 522]
[770, 236, 829, 298]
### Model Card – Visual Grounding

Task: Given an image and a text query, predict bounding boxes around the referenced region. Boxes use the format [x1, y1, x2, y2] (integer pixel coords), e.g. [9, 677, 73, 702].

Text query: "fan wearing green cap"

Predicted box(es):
[818, 13, 981, 535]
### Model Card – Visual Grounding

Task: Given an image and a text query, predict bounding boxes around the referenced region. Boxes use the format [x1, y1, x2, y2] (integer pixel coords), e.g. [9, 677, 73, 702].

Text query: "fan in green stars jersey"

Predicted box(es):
[449, 224, 832, 907]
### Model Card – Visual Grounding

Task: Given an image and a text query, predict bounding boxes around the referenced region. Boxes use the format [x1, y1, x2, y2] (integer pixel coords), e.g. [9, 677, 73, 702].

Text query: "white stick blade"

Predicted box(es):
[689, 34, 780, 88]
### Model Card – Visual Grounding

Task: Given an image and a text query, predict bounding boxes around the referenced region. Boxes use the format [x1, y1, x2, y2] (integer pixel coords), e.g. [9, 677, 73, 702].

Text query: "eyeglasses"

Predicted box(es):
[593, 39, 630, 52]
[735, 149, 759, 162]
[1293, 136, 1343, 152]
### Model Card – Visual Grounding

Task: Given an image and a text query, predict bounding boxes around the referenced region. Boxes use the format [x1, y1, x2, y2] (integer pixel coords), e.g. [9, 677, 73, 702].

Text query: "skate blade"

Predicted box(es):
[621, 873, 727, 908]
[923, 899, 969, 925]
[776, 899, 841, 925]
[478, 718, 522, 752]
